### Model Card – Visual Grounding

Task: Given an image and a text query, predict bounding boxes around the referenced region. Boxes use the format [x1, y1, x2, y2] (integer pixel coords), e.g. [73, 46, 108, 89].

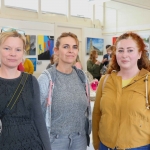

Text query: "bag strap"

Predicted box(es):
[102, 74, 109, 91]
[145, 74, 150, 109]
[0, 73, 28, 119]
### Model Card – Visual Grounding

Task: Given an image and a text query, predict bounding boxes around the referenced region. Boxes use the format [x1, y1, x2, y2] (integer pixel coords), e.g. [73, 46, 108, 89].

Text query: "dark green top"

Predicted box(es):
[87, 59, 104, 78]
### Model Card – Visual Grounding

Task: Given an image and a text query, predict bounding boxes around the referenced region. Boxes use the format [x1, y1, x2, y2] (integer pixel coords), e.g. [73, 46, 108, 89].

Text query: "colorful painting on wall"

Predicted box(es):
[28, 58, 37, 71]
[25, 35, 36, 55]
[112, 37, 118, 45]
[86, 37, 104, 55]
[37, 35, 54, 60]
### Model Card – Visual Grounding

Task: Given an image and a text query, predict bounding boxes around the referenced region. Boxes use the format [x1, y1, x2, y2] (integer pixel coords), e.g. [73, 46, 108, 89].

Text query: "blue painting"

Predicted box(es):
[86, 37, 104, 55]
[28, 58, 37, 71]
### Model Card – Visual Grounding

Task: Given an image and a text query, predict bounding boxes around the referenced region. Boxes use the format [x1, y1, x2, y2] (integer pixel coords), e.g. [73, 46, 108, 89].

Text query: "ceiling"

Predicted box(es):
[111, 0, 150, 10]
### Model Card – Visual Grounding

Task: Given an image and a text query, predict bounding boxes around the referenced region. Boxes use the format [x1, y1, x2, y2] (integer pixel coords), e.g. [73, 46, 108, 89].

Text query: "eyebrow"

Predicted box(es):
[3, 45, 22, 49]
[63, 44, 78, 47]
[117, 47, 134, 49]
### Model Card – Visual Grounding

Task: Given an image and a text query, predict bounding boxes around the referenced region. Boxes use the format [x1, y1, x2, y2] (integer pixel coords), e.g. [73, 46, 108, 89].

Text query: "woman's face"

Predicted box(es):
[55, 36, 79, 65]
[116, 38, 141, 71]
[0, 37, 24, 69]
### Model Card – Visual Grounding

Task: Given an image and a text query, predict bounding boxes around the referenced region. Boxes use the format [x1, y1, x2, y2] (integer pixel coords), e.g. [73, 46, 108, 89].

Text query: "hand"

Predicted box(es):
[95, 60, 100, 65]
[102, 58, 107, 63]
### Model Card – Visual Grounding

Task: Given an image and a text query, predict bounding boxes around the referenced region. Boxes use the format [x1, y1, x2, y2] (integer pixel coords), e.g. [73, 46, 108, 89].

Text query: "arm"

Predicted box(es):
[92, 76, 105, 150]
[32, 76, 51, 150]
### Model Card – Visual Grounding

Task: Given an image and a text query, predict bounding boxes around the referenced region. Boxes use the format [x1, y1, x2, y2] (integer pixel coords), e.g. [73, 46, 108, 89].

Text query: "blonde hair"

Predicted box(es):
[55, 32, 79, 49]
[0, 31, 26, 50]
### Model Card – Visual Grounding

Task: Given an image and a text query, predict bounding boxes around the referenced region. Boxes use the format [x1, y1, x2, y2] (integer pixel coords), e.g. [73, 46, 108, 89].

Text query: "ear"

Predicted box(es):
[138, 51, 142, 59]
[54, 47, 59, 56]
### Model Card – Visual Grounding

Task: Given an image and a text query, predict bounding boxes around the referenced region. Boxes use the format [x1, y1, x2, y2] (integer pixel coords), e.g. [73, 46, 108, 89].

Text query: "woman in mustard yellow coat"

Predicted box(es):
[92, 32, 150, 150]
[23, 58, 34, 74]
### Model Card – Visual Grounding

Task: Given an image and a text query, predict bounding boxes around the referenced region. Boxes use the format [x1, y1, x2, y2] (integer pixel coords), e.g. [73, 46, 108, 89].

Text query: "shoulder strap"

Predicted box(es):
[102, 74, 109, 91]
[145, 74, 150, 109]
[0, 73, 28, 119]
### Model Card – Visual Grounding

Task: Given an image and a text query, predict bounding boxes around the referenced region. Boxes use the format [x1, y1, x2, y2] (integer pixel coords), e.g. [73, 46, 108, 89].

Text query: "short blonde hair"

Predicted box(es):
[0, 31, 26, 50]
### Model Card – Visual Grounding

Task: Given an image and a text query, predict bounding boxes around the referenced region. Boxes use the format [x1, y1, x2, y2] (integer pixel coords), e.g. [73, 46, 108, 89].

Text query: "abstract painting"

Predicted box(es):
[25, 35, 36, 55]
[37, 35, 54, 60]
[86, 37, 104, 55]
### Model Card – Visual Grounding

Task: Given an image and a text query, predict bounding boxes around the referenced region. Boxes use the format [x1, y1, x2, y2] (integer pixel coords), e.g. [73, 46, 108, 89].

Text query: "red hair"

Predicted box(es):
[107, 32, 150, 73]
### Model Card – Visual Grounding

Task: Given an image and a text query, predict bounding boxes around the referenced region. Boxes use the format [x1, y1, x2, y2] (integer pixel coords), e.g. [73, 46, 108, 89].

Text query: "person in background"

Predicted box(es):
[23, 58, 34, 74]
[17, 62, 24, 72]
[0, 29, 51, 150]
[92, 32, 150, 150]
[74, 55, 83, 69]
[103, 44, 112, 66]
[87, 50, 106, 80]
[46, 54, 58, 69]
[38, 32, 91, 150]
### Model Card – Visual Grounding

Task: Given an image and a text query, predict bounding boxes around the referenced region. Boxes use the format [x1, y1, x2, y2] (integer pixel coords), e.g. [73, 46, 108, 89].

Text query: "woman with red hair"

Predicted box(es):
[92, 32, 150, 150]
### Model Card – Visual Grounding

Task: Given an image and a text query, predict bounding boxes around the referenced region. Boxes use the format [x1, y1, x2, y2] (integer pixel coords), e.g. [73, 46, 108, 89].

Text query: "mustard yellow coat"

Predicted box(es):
[92, 68, 150, 149]
[23, 59, 34, 74]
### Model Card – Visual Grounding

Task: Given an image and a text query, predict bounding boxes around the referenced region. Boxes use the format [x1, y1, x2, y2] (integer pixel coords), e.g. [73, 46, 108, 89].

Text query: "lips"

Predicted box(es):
[8, 59, 17, 62]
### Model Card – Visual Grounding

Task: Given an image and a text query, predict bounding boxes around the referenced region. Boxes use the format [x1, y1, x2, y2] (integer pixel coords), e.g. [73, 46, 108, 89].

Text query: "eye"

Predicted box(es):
[117, 49, 123, 53]
[17, 48, 21, 52]
[4, 47, 10, 50]
[73, 46, 78, 49]
[64, 45, 69, 49]
[128, 49, 133, 53]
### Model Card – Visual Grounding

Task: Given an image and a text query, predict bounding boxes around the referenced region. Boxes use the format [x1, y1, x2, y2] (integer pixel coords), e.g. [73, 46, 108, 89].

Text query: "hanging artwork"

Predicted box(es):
[28, 58, 37, 71]
[25, 35, 36, 55]
[86, 37, 104, 55]
[37, 35, 54, 60]
[140, 34, 150, 59]
[112, 37, 118, 45]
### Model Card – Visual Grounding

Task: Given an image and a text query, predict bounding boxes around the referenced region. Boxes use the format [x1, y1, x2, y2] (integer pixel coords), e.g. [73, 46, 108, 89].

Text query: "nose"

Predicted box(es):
[68, 47, 73, 53]
[122, 51, 128, 58]
[9, 49, 16, 56]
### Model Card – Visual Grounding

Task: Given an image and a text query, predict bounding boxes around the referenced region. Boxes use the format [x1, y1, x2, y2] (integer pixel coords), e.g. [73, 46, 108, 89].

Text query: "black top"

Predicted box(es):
[0, 72, 51, 150]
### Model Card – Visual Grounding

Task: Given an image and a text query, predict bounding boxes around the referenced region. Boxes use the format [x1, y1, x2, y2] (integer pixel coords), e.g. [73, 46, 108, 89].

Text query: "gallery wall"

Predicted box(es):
[0, 18, 106, 77]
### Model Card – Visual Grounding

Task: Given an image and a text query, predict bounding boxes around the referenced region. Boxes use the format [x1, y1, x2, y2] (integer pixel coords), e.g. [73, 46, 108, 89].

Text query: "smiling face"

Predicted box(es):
[0, 37, 24, 69]
[116, 38, 141, 71]
[54, 36, 79, 65]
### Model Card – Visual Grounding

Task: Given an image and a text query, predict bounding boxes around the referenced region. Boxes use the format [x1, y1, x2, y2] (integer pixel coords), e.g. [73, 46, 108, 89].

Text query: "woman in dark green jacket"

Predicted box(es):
[87, 50, 106, 80]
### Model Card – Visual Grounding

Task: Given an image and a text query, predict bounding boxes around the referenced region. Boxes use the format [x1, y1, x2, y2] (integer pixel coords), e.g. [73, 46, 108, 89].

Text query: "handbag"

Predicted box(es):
[85, 116, 90, 146]
[0, 73, 28, 134]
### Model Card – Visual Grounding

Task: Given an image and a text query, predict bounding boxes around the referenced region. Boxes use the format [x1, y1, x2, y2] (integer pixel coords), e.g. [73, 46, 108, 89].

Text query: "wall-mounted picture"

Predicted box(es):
[28, 58, 37, 71]
[140, 34, 150, 59]
[37, 35, 54, 60]
[25, 35, 36, 55]
[86, 37, 104, 55]
[112, 37, 118, 45]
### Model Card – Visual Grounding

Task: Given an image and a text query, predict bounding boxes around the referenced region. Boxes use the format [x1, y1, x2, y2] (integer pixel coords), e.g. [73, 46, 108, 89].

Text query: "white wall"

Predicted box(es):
[0, 17, 105, 78]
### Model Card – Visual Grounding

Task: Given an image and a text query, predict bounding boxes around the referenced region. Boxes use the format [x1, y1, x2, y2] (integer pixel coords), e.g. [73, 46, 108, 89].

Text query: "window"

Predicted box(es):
[71, 0, 93, 18]
[4, 0, 38, 11]
[95, 5, 104, 23]
[41, 0, 67, 15]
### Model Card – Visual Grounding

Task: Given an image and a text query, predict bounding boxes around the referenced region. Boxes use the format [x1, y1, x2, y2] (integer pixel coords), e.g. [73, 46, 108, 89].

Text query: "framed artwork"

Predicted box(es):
[140, 34, 150, 59]
[25, 35, 36, 55]
[112, 37, 118, 45]
[86, 37, 104, 55]
[28, 58, 37, 71]
[37, 35, 54, 60]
